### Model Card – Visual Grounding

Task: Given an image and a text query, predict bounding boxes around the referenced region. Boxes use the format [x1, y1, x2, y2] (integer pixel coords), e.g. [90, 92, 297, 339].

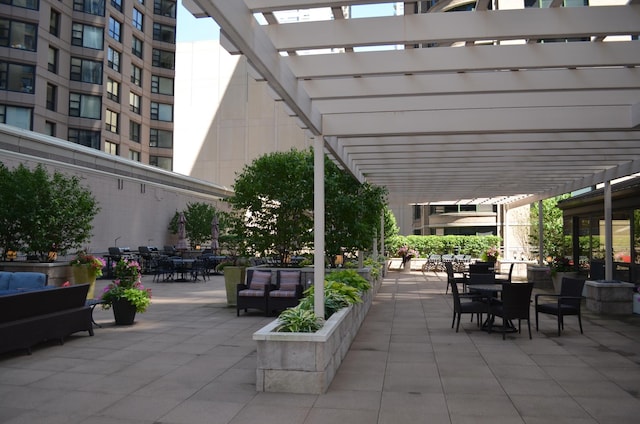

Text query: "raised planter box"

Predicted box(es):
[527, 265, 553, 291]
[253, 278, 378, 394]
[585, 280, 635, 315]
[0, 261, 71, 287]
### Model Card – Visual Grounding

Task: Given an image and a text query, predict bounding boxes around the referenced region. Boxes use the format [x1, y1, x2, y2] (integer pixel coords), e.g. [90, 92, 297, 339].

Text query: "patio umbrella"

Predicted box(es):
[211, 214, 220, 255]
[176, 212, 189, 250]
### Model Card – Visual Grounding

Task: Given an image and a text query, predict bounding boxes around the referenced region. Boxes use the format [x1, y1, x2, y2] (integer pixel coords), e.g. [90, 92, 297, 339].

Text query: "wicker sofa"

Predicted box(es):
[0, 284, 94, 355]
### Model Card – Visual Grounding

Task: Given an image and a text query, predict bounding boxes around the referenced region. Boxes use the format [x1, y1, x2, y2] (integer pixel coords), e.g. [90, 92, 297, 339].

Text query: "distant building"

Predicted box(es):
[0, 0, 176, 170]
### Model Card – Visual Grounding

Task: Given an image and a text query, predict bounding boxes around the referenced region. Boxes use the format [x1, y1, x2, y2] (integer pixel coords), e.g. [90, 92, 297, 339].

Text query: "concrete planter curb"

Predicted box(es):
[253, 275, 379, 394]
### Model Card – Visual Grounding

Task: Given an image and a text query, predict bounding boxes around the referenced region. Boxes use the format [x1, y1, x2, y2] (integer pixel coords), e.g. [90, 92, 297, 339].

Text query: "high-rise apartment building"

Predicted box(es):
[0, 0, 176, 170]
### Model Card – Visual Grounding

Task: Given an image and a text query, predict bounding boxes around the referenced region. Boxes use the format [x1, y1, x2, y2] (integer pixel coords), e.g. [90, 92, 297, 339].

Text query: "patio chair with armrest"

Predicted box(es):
[269, 270, 304, 315]
[535, 277, 585, 336]
[450, 279, 490, 332]
[495, 262, 515, 283]
[488, 282, 534, 340]
[237, 269, 274, 316]
[444, 261, 466, 295]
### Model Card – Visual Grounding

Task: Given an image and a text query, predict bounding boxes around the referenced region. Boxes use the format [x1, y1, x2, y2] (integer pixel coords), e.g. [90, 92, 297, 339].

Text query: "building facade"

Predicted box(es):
[0, 0, 176, 170]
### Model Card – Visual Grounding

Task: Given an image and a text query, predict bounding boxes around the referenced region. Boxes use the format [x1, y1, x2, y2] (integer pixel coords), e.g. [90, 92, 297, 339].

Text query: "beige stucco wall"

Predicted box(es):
[174, 41, 311, 189]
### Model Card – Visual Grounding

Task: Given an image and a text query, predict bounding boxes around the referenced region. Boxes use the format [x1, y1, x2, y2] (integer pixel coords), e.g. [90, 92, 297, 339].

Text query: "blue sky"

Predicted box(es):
[176, 3, 397, 43]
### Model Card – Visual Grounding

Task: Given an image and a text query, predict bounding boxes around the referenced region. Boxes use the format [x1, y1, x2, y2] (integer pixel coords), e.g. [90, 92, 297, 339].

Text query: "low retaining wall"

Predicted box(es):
[585, 280, 635, 315]
[253, 278, 378, 394]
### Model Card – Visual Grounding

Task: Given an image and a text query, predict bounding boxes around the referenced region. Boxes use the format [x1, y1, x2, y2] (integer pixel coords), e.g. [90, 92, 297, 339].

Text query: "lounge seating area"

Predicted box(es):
[236, 269, 304, 316]
[0, 283, 93, 355]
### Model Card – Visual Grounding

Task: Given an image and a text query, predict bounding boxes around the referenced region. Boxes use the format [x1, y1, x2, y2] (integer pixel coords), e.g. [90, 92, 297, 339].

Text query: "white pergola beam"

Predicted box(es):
[264, 6, 640, 51]
[322, 105, 637, 136]
[286, 42, 640, 79]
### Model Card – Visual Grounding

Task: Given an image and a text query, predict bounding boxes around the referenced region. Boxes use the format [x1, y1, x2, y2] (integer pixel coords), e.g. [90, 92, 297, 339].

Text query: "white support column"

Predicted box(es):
[538, 200, 544, 266]
[604, 180, 613, 281]
[313, 136, 325, 319]
[380, 211, 385, 258]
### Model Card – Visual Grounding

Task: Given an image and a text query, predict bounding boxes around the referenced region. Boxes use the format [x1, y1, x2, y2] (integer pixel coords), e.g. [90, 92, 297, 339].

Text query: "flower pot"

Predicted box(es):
[71, 264, 97, 300]
[112, 298, 137, 325]
[223, 266, 246, 307]
[402, 258, 412, 273]
[551, 271, 578, 294]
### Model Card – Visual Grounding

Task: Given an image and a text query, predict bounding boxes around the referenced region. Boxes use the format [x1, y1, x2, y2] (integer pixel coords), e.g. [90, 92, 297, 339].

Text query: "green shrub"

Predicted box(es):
[298, 281, 362, 320]
[275, 307, 323, 333]
[325, 269, 371, 292]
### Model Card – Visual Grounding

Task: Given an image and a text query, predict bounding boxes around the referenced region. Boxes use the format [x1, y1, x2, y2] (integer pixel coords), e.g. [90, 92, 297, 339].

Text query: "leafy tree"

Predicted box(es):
[226, 148, 388, 265]
[168, 202, 222, 249]
[529, 195, 570, 259]
[0, 163, 100, 261]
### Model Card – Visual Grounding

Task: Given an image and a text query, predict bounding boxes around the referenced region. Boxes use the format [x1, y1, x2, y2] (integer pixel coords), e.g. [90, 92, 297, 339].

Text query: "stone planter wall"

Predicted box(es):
[0, 261, 72, 287]
[585, 280, 635, 315]
[527, 265, 553, 291]
[253, 277, 379, 394]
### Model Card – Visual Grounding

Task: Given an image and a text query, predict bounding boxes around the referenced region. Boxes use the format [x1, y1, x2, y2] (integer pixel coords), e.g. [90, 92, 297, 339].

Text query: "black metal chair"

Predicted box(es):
[444, 261, 466, 295]
[495, 262, 515, 283]
[450, 278, 489, 333]
[535, 277, 585, 336]
[488, 282, 534, 340]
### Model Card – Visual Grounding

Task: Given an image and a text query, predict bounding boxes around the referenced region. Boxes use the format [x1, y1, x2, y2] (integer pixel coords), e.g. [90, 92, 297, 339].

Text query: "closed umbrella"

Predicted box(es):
[176, 212, 189, 250]
[211, 214, 220, 255]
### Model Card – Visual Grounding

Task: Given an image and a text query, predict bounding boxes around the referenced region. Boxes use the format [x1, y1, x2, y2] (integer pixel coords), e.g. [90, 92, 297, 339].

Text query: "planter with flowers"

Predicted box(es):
[397, 246, 418, 272]
[101, 258, 151, 325]
[547, 256, 584, 294]
[69, 251, 105, 300]
[483, 246, 500, 263]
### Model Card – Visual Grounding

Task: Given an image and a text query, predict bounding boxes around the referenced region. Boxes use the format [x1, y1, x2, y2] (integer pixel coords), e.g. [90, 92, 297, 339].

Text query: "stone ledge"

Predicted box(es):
[253, 279, 377, 394]
[585, 280, 635, 315]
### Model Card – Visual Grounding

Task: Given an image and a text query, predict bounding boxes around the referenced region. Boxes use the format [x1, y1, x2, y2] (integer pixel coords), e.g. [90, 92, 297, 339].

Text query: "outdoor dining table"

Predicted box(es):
[466, 283, 518, 333]
[170, 258, 196, 282]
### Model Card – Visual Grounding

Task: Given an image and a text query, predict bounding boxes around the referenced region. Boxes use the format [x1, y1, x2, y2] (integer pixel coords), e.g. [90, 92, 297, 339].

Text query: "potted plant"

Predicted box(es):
[483, 246, 500, 263]
[548, 256, 582, 293]
[69, 251, 105, 300]
[100, 258, 152, 325]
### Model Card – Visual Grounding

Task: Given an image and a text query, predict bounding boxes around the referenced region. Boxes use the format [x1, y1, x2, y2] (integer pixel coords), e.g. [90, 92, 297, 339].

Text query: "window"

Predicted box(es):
[150, 102, 172, 121]
[45, 121, 56, 137]
[108, 17, 121, 42]
[47, 46, 58, 73]
[71, 23, 103, 50]
[137, 0, 144, 4]
[73, 0, 104, 16]
[150, 156, 172, 171]
[131, 64, 142, 87]
[110, 0, 122, 12]
[152, 23, 175, 44]
[70, 57, 103, 84]
[129, 92, 141, 114]
[104, 140, 118, 155]
[132, 37, 143, 58]
[0, 61, 35, 93]
[152, 49, 174, 70]
[49, 10, 60, 37]
[46, 83, 56, 110]
[149, 128, 172, 148]
[106, 78, 120, 102]
[68, 128, 100, 149]
[0, 104, 32, 130]
[69, 93, 102, 119]
[132, 9, 143, 31]
[107, 47, 121, 72]
[129, 150, 140, 162]
[151, 75, 173, 95]
[154, 0, 176, 18]
[105, 109, 119, 133]
[0, 19, 38, 51]
[129, 120, 140, 142]
[3, 0, 39, 10]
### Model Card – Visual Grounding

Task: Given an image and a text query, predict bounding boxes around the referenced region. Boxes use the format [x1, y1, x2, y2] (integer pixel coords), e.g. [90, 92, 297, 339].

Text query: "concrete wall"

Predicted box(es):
[0, 124, 231, 257]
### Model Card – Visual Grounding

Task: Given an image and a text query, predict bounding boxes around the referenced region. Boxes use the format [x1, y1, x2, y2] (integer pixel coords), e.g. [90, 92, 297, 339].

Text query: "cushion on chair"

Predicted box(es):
[270, 290, 296, 298]
[248, 270, 272, 291]
[279, 271, 300, 291]
[238, 289, 267, 297]
[0, 272, 10, 290]
[7, 272, 47, 290]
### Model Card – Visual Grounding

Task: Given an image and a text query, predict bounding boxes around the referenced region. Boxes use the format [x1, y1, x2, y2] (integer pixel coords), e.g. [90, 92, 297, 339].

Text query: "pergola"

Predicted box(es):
[183, 0, 640, 314]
